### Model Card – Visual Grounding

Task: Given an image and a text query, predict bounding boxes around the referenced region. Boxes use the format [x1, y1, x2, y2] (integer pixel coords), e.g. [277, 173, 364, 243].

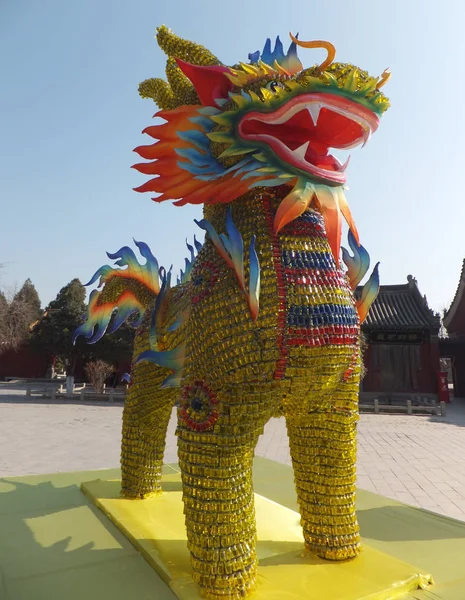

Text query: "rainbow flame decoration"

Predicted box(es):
[341, 230, 380, 321]
[72, 240, 161, 344]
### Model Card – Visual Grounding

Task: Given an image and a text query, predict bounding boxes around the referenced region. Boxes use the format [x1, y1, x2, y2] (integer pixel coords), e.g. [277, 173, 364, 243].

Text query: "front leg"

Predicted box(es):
[286, 376, 361, 560]
[177, 385, 272, 599]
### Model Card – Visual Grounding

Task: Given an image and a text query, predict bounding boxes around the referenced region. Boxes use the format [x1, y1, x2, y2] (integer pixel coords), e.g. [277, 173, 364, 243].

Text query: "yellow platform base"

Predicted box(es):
[82, 474, 433, 600]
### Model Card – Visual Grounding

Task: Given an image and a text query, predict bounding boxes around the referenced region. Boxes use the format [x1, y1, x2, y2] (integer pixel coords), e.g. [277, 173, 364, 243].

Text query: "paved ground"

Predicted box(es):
[1, 385, 465, 522]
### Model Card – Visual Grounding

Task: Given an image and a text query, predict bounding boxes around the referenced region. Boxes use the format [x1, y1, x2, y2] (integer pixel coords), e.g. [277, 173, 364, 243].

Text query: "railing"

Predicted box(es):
[359, 398, 446, 416]
[359, 392, 446, 416]
[24, 382, 127, 402]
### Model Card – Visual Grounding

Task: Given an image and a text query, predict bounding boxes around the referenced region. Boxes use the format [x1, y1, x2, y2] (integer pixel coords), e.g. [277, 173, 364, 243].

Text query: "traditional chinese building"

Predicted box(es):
[441, 259, 465, 396]
[360, 275, 441, 399]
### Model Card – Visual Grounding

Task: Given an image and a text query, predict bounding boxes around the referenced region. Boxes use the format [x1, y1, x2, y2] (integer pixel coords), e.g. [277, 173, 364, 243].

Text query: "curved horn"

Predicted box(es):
[377, 68, 391, 89]
[289, 33, 336, 71]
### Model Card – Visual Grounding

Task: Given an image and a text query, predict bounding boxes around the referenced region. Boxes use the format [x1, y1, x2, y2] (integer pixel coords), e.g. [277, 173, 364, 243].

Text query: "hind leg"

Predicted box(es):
[120, 358, 176, 499]
[285, 375, 361, 560]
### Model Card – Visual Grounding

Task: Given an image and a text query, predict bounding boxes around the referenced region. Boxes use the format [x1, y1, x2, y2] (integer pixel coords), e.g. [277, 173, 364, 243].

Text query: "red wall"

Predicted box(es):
[0, 346, 50, 379]
[0, 345, 132, 383]
[362, 341, 440, 394]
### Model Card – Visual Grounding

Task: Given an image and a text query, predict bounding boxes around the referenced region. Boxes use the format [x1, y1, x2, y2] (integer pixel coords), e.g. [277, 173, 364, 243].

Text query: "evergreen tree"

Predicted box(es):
[31, 278, 87, 375]
[31, 277, 136, 380]
[87, 321, 135, 365]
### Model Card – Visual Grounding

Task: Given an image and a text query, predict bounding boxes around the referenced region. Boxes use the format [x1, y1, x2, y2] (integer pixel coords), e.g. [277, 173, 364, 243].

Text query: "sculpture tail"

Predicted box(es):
[73, 240, 162, 345]
[73, 237, 202, 389]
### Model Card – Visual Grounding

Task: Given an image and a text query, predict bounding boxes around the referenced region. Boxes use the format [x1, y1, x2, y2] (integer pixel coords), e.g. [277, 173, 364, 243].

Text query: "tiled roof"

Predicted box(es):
[356, 277, 440, 332]
[443, 258, 465, 333]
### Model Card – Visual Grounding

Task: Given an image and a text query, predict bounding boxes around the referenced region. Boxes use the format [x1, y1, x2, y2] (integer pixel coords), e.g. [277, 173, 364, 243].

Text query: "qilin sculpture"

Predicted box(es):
[75, 26, 389, 599]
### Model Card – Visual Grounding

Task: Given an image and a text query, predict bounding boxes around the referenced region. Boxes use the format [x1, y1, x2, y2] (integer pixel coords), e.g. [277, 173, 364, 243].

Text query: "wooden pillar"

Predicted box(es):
[453, 350, 465, 397]
[428, 334, 441, 394]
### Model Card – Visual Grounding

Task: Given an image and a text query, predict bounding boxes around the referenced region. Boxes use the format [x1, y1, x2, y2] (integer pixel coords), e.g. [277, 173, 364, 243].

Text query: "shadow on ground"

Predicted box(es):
[0, 475, 175, 600]
[427, 398, 465, 427]
[358, 505, 465, 542]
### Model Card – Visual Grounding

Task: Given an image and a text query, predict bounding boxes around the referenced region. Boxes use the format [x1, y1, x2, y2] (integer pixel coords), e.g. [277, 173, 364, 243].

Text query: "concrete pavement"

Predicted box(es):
[1, 386, 465, 522]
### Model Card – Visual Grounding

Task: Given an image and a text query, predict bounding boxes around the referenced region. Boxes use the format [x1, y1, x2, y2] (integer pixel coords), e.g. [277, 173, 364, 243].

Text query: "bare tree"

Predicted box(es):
[85, 360, 115, 394]
[438, 306, 449, 339]
[0, 278, 42, 352]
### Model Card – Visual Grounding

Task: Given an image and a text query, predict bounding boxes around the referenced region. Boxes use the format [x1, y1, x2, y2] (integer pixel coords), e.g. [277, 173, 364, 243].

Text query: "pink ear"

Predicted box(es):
[175, 59, 235, 106]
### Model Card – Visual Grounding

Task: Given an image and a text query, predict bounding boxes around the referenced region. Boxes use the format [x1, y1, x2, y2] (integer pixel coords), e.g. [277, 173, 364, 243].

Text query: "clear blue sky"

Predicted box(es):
[1, 0, 463, 313]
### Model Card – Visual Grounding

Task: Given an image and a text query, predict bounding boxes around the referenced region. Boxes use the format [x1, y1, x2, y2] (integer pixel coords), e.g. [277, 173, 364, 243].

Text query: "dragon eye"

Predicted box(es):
[265, 81, 284, 93]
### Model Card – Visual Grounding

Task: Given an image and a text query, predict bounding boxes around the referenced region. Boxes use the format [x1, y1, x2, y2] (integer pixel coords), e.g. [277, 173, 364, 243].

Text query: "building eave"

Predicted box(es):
[356, 276, 440, 333]
[443, 259, 465, 332]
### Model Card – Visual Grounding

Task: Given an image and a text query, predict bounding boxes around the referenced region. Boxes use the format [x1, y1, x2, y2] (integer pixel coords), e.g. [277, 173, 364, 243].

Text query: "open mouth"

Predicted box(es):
[238, 92, 379, 184]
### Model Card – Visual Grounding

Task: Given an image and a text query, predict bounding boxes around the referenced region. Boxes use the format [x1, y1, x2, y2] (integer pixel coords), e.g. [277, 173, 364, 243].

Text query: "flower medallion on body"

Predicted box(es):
[180, 380, 219, 431]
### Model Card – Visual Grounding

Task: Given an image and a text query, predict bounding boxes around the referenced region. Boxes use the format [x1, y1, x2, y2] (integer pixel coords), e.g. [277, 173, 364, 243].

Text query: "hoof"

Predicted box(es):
[306, 540, 362, 561]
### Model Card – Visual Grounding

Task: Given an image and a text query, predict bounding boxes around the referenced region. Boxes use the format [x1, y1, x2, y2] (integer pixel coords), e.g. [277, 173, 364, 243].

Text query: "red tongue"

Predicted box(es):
[304, 145, 340, 170]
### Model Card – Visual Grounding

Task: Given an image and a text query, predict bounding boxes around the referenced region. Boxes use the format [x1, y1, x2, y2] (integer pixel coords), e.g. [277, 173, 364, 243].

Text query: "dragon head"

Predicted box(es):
[133, 26, 390, 262]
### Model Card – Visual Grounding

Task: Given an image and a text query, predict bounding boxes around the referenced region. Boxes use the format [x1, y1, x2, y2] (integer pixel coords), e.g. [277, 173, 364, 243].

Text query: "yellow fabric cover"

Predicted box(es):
[81, 476, 433, 600]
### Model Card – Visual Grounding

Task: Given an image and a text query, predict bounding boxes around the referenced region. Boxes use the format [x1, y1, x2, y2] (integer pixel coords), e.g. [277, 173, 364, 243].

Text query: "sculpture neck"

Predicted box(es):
[201, 186, 325, 249]
[202, 186, 291, 241]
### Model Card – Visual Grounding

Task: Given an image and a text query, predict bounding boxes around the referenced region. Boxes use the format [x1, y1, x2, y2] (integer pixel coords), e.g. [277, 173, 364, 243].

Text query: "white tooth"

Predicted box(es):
[307, 104, 322, 125]
[341, 155, 351, 171]
[362, 129, 371, 148]
[293, 141, 310, 160]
